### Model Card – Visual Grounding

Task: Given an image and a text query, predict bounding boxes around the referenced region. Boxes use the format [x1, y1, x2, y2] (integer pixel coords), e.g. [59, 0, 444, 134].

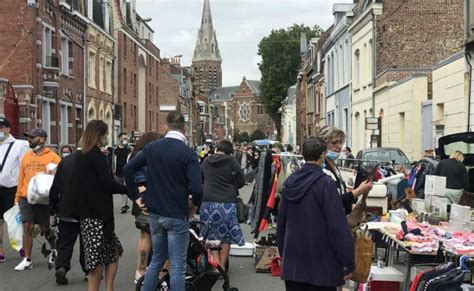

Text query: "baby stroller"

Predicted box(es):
[135, 221, 238, 291]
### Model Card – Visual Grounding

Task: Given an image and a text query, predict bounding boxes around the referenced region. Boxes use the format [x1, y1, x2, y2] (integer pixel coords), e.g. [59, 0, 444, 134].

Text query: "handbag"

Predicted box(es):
[236, 197, 249, 223]
[231, 164, 248, 223]
[351, 225, 374, 283]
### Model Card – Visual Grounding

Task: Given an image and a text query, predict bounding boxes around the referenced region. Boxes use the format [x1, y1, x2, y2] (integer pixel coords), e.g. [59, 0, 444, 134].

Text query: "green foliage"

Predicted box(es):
[250, 129, 267, 141]
[258, 24, 323, 136]
[234, 130, 250, 143]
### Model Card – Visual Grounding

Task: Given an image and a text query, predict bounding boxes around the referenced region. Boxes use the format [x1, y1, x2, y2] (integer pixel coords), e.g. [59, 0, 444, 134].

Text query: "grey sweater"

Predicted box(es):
[201, 154, 245, 203]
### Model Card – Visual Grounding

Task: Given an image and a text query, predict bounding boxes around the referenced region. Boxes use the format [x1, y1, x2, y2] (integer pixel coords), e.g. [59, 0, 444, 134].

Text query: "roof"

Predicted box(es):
[208, 86, 240, 101]
[246, 80, 261, 96]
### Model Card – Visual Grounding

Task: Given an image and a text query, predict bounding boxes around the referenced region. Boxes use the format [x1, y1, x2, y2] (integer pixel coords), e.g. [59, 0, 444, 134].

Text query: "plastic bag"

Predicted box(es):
[27, 173, 54, 205]
[3, 205, 23, 251]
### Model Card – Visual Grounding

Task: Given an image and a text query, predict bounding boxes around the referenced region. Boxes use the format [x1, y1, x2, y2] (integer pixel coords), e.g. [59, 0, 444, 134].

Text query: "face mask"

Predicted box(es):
[102, 136, 110, 146]
[0, 132, 5, 142]
[122, 140, 128, 146]
[30, 143, 42, 152]
[326, 150, 340, 161]
[62, 153, 71, 158]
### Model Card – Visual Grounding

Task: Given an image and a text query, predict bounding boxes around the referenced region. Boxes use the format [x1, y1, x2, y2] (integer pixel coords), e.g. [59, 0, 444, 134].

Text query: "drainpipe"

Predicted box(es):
[466, 51, 472, 132]
[371, 9, 378, 147]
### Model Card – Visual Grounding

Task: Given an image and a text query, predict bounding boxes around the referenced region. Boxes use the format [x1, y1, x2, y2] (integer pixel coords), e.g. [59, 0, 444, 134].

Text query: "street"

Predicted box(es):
[0, 183, 284, 291]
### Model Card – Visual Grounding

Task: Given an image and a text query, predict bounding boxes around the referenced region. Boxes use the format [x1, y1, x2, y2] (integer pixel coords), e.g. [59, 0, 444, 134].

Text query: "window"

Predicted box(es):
[42, 101, 51, 144]
[354, 49, 360, 86]
[134, 105, 138, 129]
[257, 105, 264, 115]
[149, 82, 152, 103]
[68, 40, 74, 75]
[61, 105, 68, 144]
[61, 37, 69, 74]
[123, 102, 127, 127]
[123, 34, 127, 58]
[123, 68, 127, 93]
[105, 60, 112, 94]
[43, 26, 53, 66]
[134, 44, 137, 64]
[134, 74, 137, 97]
[156, 86, 159, 105]
[156, 62, 159, 80]
[99, 56, 104, 91]
[88, 51, 96, 88]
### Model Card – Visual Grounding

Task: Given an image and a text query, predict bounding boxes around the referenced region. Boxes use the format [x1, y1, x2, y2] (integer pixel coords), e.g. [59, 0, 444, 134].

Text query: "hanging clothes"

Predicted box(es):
[259, 155, 281, 232]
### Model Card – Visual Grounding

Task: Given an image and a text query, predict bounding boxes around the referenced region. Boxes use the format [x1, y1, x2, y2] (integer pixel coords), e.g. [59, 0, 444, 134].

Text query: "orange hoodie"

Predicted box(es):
[15, 147, 61, 203]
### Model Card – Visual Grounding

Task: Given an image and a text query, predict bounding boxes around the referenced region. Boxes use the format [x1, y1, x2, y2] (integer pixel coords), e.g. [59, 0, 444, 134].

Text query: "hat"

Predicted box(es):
[24, 128, 47, 138]
[0, 117, 10, 127]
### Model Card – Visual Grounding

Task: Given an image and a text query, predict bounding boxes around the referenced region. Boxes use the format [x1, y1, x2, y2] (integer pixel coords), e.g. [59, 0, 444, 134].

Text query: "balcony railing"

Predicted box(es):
[45, 55, 59, 68]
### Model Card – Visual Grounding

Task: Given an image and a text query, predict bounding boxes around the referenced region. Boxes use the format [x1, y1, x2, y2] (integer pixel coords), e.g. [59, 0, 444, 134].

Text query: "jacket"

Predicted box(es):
[74, 147, 127, 239]
[124, 137, 203, 220]
[201, 154, 245, 203]
[49, 152, 79, 218]
[433, 158, 469, 190]
[15, 147, 61, 203]
[277, 163, 355, 287]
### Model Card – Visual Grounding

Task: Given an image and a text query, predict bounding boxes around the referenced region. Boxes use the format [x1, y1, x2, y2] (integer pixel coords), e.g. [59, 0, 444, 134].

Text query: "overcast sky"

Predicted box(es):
[136, 0, 352, 86]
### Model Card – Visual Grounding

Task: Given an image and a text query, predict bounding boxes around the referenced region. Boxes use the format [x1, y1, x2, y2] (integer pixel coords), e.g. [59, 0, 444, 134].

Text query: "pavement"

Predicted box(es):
[0, 183, 285, 291]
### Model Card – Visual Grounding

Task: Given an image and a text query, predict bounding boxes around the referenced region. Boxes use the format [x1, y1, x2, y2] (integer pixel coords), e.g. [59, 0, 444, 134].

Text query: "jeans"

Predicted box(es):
[143, 214, 189, 291]
[55, 220, 86, 273]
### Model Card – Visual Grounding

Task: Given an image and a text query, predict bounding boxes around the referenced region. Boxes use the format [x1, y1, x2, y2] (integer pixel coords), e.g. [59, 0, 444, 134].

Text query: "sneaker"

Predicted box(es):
[120, 205, 129, 214]
[0, 253, 5, 263]
[14, 258, 33, 271]
[55, 267, 69, 285]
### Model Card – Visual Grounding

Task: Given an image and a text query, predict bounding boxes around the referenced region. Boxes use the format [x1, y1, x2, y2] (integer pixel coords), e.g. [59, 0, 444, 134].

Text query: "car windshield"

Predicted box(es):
[364, 150, 410, 165]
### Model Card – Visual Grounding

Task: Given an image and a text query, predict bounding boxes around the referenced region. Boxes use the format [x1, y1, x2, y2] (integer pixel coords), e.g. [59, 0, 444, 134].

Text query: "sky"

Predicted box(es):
[136, 0, 353, 86]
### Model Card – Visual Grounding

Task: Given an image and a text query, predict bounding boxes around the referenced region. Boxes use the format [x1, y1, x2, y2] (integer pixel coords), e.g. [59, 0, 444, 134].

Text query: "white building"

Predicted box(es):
[281, 85, 297, 147]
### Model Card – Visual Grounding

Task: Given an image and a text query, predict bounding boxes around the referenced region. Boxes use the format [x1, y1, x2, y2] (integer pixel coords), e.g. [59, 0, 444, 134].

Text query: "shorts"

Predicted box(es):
[19, 198, 50, 226]
[80, 217, 123, 270]
[0, 186, 16, 218]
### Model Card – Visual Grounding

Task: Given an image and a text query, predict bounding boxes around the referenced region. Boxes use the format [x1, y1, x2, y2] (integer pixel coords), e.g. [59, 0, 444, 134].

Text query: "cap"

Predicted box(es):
[24, 128, 48, 138]
[0, 117, 10, 127]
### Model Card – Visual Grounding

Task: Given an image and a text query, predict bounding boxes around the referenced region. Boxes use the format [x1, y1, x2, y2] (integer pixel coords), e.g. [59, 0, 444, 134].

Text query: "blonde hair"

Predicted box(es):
[317, 126, 346, 144]
[450, 150, 464, 162]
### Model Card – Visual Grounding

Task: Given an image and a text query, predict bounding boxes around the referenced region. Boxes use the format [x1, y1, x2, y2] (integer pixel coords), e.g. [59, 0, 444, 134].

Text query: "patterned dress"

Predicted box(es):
[200, 202, 245, 246]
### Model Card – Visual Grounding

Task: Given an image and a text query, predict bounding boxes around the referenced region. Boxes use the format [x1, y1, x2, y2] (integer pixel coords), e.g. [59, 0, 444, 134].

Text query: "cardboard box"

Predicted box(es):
[424, 175, 446, 196]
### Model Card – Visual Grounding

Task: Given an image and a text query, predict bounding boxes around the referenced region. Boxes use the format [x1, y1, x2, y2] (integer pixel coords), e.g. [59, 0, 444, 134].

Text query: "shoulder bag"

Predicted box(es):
[231, 163, 248, 223]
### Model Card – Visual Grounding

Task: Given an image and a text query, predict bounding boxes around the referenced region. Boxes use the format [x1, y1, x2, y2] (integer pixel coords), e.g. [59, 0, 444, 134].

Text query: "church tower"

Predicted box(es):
[192, 0, 222, 94]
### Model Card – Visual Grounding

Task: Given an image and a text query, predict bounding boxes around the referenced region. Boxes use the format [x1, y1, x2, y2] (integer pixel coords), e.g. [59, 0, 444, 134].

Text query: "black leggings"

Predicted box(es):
[285, 281, 336, 291]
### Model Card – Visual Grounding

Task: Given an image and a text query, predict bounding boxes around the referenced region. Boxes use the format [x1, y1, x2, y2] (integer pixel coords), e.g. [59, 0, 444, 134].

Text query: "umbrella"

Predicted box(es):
[253, 139, 271, 146]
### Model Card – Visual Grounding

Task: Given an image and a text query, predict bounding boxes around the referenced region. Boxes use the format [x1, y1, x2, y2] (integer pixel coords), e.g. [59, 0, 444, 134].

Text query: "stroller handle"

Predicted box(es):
[190, 221, 209, 240]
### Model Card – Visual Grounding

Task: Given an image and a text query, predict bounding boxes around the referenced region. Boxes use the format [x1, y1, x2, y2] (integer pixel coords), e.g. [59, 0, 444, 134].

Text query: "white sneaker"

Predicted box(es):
[14, 258, 33, 271]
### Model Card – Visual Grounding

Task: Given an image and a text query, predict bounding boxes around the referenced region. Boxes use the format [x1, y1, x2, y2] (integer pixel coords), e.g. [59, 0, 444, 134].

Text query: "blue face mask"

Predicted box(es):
[326, 150, 340, 161]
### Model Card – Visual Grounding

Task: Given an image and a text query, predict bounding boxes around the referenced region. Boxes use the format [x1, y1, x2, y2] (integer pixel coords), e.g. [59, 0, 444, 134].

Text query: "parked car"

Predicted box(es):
[355, 147, 412, 171]
[436, 132, 474, 193]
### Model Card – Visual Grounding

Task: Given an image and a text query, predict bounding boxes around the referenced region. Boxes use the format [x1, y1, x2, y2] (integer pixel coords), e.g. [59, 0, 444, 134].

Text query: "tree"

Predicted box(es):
[234, 130, 250, 143]
[250, 129, 267, 141]
[258, 24, 323, 138]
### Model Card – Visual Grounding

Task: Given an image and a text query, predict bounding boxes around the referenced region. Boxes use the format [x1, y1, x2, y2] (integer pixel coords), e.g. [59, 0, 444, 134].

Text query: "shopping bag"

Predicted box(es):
[3, 205, 23, 251]
[351, 226, 374, 283]
[27, 173, 54, 205]
[236, 197, 249, 223]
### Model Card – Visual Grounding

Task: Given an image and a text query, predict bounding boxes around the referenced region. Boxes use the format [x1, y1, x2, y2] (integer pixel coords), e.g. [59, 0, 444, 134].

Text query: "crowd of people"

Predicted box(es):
[0, 111, 381, 291]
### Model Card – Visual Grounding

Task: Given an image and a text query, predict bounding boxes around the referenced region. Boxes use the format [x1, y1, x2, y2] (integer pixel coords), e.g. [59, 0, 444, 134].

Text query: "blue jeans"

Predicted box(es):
[143, 214, 189, 291]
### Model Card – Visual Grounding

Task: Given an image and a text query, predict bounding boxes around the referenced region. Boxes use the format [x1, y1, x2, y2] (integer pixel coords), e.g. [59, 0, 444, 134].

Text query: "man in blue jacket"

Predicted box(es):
[277, 137, 354, 291]
[124, 111, 203, 290]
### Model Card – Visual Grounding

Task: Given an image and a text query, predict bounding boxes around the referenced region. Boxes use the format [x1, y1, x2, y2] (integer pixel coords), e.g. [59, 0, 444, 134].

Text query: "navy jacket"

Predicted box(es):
[277, 163, 354, 287]
[124, 137, 203, 220]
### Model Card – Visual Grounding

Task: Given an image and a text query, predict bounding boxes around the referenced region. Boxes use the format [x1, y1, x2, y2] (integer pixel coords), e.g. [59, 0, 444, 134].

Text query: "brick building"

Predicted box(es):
[209, 77, 275, 142]
[0, 0, 87, 146]
[113, 0, 161, 137]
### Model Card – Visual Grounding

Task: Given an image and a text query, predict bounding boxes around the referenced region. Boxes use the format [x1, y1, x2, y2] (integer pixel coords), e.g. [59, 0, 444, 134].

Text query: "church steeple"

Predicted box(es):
[193, 0, 221, 62]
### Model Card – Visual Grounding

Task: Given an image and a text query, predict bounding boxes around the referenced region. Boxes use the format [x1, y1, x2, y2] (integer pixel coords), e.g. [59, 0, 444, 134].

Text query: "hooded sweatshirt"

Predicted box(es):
[201, 154, 245, 203]
[277, 163, 354, 287]
[15, 147, 61, 203]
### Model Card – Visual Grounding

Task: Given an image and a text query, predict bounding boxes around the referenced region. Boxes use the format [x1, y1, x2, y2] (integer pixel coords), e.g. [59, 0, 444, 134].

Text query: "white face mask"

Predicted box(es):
[0, 132, 5, 142]
[62, 153, 71, 158]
